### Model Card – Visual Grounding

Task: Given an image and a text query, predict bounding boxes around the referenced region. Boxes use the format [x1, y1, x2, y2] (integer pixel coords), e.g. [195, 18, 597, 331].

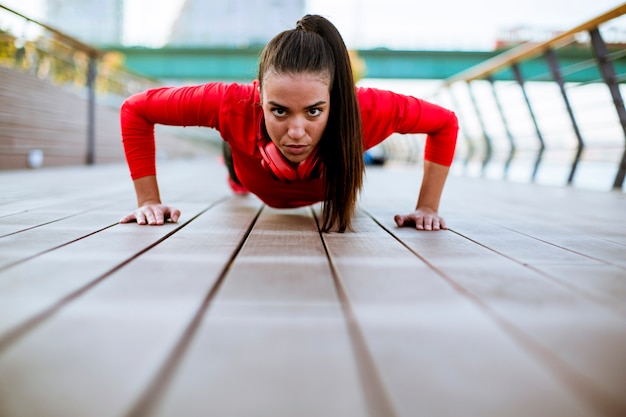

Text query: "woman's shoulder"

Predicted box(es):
[220, 80, 260, 102]
[356, 86, 407, 112]
[157, 81, 258, 105]
[131, 81, 258, 106]
[215, 81, 259, 119]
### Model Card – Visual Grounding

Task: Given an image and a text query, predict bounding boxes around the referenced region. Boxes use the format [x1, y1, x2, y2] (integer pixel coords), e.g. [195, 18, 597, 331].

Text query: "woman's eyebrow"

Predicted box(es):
[305, 101, 328, 108]
[268, 100, 327, 109]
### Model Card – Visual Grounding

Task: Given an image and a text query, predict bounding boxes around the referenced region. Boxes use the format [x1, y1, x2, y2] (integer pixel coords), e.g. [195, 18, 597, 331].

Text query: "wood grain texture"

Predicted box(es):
[321, 211, 596, 417]
[0, 199, 262, 417]
[150, 207, 369, 417]
[0, 158, 623, 417]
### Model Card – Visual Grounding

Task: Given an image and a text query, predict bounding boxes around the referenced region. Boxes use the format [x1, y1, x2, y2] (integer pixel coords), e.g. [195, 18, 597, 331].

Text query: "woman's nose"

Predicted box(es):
[287, 118, 305, 139]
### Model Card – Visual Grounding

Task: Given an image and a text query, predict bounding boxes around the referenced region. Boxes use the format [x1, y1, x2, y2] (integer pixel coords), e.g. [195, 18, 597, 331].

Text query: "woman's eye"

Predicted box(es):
[308, 108, 322, 117]
[271, 108, 286, 117]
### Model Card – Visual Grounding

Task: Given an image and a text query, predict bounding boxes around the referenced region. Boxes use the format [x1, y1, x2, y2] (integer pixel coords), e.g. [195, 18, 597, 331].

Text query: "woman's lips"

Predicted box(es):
[284, 144, 308, 156]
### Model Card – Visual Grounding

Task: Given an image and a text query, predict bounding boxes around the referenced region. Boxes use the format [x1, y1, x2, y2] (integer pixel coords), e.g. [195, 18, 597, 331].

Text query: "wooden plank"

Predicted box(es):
[537, 264, 626, 315]
[0, 158, 623, 417]
[0, 158, 228, 268]
[441, 177, 626, 242]
[0, 156, 231, 226]
[319, 211, 595, 417]
[0, 207, 122, 269]
[446, 217, 626, 315]
[0, 165, 128, 215]
[364, 166, 625, 259]
[214, 207, 337, 305]
[495, 222, 626, 267]
[0, 205, 114, 238]
[149, 207, 370, 417]
[0, 163, 132, 220]
[364, 210, 626, 416]
[0, 157, 232, 342]
[359, 165, 626, 415]
[0, 200, 209, 342]
[0, 198, 262, 417]
[432, 175, 626, 314]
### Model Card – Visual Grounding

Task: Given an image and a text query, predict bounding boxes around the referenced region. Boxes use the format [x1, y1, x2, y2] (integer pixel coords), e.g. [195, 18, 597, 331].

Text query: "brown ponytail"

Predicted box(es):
[258, 15, 364, 232]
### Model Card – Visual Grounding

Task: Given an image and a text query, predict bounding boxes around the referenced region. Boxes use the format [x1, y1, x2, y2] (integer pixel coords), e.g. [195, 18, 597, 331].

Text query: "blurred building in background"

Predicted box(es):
[168, 0, 306, 47]
[45, 0, 123, 46]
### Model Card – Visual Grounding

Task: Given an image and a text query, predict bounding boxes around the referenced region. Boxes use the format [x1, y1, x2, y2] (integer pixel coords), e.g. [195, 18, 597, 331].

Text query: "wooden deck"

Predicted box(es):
[0, 155, 625, 417]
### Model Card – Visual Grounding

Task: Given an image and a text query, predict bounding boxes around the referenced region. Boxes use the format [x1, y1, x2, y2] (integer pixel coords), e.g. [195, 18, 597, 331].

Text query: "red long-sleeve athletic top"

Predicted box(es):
[121, 81, 458, 208]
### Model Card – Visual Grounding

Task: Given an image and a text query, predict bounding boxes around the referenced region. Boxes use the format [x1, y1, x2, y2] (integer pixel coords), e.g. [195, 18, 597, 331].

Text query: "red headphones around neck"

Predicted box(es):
[257, 115, 323, 182]
[258, 140, 322, 182]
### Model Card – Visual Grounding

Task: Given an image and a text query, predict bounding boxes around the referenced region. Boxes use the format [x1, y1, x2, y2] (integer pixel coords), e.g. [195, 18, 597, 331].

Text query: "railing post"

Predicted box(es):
[589, 27, 626, 189]
[512, 63, 546, 181]
[86, 53, 97, 165]
[466, 81, 493, 173]
[487, 76, 516, 177]
[544, 48, 585, 185]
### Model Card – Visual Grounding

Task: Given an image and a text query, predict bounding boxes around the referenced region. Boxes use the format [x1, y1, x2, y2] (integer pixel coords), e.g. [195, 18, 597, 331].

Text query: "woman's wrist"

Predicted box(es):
[133, 175, 162, 207]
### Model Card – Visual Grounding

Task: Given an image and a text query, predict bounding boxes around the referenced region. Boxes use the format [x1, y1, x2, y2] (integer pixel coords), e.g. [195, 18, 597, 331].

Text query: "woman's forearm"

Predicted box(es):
[132, 175, 162, 207]
[416, 161, 450, 212]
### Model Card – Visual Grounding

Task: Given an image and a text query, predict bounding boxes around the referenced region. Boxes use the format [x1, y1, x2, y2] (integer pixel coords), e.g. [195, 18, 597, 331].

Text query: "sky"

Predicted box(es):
[2, 0, 625, 50]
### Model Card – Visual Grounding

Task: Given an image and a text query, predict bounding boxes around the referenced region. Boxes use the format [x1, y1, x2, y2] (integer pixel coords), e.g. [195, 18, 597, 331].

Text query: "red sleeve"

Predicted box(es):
[357, 87, 458, 166]
[120, 83, 228, 179]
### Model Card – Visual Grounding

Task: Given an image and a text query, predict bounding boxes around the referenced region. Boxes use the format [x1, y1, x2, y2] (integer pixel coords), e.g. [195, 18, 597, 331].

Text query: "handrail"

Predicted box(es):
[440, 3, 626, 190]
[0, 3, 160, 166]
[0, 4, 102, 57]
[444, 3, 626, 85]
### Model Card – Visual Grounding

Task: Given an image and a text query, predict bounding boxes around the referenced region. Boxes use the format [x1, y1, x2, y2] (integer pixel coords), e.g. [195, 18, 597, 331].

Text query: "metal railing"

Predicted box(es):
[438, 3, 626, 190]
[0, 4, 159, 165]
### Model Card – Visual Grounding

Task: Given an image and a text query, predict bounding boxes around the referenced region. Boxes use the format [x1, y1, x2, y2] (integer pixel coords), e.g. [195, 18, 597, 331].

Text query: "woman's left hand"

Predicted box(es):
[394, 207, 448, 231]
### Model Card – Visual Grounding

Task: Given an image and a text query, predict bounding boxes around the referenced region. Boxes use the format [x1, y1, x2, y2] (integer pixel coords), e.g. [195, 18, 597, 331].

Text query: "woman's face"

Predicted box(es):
[261, 71, 331, 164]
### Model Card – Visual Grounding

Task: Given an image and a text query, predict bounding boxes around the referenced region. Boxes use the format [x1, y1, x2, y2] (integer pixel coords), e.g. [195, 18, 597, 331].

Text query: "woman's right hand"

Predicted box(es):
[119, 203, 181, 225]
